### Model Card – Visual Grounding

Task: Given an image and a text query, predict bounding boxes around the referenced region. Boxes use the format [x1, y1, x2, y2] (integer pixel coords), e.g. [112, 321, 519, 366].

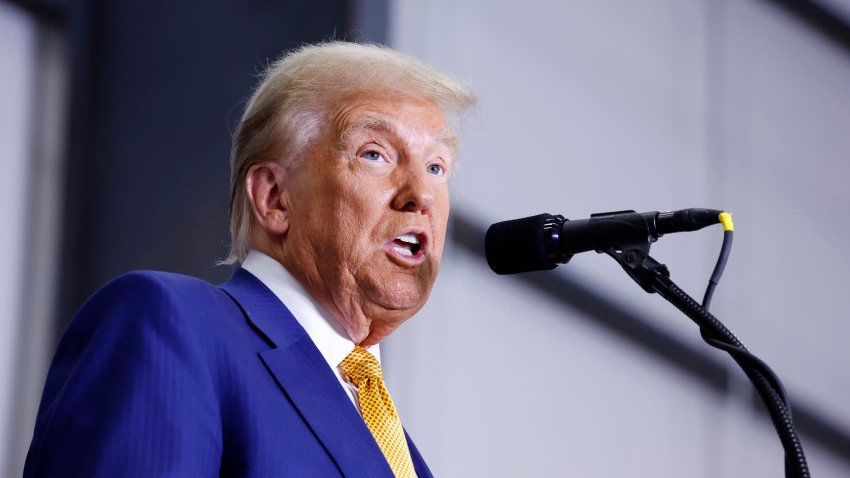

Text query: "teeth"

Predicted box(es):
[396, 233, 419, 245]
[392, 245, 414, 257]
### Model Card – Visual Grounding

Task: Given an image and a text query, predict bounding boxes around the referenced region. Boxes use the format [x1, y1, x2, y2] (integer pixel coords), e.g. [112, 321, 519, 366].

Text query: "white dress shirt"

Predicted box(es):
[241, 249, 379, 408]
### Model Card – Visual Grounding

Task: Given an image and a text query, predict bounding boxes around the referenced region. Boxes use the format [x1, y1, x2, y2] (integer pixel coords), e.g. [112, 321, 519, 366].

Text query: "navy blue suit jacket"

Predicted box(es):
[24, 268, 432, 477]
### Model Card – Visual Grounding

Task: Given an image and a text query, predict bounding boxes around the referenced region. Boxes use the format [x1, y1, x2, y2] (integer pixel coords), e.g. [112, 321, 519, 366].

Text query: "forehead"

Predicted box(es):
[330, 94, 458, 151]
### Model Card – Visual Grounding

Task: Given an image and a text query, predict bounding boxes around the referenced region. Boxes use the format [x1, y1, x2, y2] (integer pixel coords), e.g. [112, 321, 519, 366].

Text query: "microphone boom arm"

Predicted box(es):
[605, 246, 809, 478]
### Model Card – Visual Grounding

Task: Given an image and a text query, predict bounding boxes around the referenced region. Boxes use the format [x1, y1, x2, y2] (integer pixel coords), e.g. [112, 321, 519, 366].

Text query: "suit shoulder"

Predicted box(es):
[27, 271, 229, 476]
[100, 269, 219, 295]
[89, 270, 225, 309]
[69, 270, 235, 338]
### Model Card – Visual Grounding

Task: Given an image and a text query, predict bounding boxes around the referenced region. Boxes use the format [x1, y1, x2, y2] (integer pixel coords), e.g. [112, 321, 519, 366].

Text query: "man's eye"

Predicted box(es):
[360, 151, 383, 161]
[426, 163, 445, 176]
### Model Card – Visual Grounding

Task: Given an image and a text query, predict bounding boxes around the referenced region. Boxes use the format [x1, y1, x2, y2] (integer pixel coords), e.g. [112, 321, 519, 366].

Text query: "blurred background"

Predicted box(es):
[2, 0, 848, 476]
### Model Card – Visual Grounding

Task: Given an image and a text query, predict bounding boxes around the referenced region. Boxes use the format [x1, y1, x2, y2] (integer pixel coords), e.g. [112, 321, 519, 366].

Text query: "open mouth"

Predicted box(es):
[390, 233, 423, 257]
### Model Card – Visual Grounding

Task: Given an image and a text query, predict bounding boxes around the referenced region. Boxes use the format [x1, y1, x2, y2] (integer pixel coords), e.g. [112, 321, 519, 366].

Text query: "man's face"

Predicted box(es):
[279, 93, 456, 344]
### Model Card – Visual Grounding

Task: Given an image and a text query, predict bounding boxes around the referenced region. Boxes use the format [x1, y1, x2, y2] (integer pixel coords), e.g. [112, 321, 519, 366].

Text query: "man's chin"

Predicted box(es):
[357, 296, 425, 346]
[363, 286, 428, 316]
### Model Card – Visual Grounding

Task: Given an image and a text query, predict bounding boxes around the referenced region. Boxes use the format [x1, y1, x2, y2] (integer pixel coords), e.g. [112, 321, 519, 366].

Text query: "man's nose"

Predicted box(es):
[391, 163, 435, 213]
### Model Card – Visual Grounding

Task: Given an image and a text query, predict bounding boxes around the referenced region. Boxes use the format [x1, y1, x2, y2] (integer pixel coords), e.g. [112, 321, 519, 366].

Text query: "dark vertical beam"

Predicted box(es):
[54, 0, 350, 339]
[54, 0, 105, 344]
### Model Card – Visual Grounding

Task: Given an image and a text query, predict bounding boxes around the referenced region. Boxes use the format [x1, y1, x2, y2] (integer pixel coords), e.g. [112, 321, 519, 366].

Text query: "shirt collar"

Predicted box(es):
[241, 249, 380, 369]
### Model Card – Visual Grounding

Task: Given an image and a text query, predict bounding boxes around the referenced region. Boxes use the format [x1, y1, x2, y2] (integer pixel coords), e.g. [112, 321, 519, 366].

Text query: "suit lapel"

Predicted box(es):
[260, 341, 394, 477]
[221, 268, 394, 477]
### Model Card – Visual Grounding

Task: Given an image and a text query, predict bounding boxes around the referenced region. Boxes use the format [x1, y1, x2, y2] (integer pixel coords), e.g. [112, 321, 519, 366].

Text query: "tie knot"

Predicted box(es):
[339, 346, 383, 386]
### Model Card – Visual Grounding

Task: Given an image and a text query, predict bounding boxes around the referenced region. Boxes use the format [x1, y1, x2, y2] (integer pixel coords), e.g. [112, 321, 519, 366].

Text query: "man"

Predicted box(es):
[24, 42, 475, 477]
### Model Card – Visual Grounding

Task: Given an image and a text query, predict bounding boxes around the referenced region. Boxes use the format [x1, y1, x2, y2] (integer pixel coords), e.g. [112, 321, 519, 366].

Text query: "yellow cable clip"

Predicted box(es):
[718, 212, 734, 232]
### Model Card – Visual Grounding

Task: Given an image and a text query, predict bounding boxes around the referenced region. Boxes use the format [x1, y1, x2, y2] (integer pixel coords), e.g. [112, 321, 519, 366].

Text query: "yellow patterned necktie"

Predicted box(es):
[339, 346, 416, 478]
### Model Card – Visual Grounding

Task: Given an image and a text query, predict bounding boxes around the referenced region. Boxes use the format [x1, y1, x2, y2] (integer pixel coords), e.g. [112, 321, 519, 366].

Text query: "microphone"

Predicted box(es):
[485, 208, 723, 275]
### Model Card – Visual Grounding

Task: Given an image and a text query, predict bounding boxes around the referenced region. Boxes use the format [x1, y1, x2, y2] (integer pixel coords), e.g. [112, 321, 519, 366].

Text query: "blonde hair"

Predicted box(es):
[223, 41, 476, 265]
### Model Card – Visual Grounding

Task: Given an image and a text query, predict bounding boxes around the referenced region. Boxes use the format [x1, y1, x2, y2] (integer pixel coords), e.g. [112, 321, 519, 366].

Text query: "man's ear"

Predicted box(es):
[245, 161, 289, 236]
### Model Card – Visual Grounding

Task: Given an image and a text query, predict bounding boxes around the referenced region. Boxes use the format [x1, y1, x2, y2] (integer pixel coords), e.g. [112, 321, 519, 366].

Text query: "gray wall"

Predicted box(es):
[384, 0, 850, 476]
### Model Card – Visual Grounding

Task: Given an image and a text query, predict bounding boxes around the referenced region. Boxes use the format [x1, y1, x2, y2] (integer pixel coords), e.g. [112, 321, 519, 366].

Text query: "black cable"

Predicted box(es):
[699, 228, 792, 412]
[697, 225, 803, 475]
[702, 230, 733, 310]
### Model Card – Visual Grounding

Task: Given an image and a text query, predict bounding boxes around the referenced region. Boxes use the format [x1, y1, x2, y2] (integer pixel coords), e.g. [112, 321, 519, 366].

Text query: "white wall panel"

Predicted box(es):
[387, 0, 850, 476]
[719, 0, 850, 434]
[0, 1, 37, 475]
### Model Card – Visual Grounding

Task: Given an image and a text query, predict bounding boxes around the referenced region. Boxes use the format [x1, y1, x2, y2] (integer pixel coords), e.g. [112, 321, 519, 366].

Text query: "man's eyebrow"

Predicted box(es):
[433, 128, 459, 151]
[338, 114, 458, 151]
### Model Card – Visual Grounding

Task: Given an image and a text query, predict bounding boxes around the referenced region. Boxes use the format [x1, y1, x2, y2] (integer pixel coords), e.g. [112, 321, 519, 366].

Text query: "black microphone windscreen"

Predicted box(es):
[485, 214, 559, 275]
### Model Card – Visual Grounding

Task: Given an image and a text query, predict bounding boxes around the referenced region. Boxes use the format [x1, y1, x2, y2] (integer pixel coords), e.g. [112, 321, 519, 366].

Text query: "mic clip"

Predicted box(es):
[605, 247, 671, 294]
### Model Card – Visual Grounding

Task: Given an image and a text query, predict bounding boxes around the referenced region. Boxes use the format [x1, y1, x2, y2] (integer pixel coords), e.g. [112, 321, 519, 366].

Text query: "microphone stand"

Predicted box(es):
[605, 246, 809, 478]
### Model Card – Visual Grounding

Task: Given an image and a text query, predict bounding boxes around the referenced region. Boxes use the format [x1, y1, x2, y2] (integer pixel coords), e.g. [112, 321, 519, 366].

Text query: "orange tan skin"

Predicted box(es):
[246, 93, 457, 346]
